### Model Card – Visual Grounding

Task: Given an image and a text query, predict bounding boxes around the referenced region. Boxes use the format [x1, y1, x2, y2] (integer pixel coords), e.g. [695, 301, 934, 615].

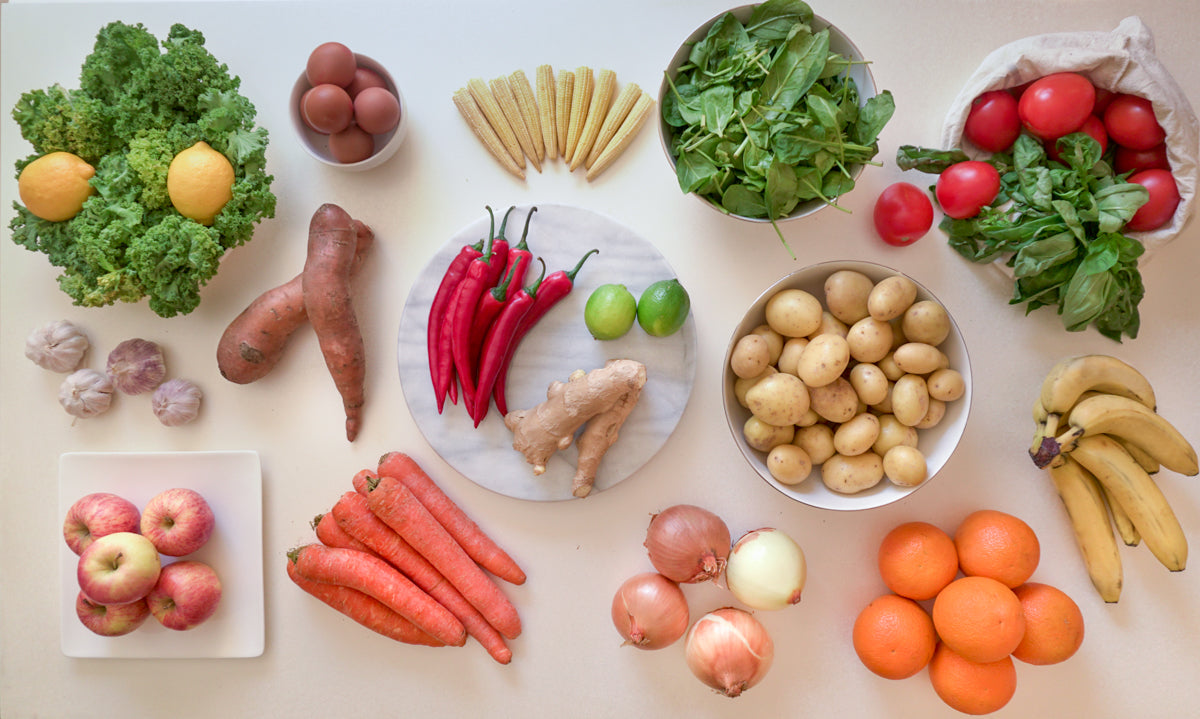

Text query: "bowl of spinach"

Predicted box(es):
[659, 1, 894, 255]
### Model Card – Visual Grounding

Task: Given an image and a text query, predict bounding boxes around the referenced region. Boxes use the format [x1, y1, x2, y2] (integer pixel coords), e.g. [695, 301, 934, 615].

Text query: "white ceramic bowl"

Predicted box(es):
[722, 261, 972, 511]
[289, 53, 408, 171]
[658, 5, 878, 224]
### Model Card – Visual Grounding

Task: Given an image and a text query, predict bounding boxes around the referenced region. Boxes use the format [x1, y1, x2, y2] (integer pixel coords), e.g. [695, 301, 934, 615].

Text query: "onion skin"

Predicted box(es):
[611, 572, 689, 650]
[644, 504, 731, 584]
[685, 607, 774, 697]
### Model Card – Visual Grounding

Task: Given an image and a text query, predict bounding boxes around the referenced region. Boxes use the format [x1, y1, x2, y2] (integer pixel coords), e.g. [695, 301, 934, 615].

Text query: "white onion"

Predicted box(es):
[685, 607, 774, 697]
[725, 528, 807, 611]
[610, 573, 689, 650]
[644, 504, 731, 583]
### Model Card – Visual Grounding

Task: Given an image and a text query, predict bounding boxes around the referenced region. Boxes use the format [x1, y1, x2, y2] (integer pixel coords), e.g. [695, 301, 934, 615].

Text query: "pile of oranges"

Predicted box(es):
[852, 510, 1085, 715]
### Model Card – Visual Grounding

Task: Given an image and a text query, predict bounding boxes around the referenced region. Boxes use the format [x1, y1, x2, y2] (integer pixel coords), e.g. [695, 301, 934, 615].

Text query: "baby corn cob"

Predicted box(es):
[509, 69, 545, 163]
[569, 68, 615, 171]
[555, 70, 574, 161]
[452, 87, 525, 180]
[490, 75, 542, 172]
[586, 91, 654, 181]
[585, 81, 641, 170]
[467, 78, 525, 170]
[563, 66, 593, 165]
[536, 64, 558, 160]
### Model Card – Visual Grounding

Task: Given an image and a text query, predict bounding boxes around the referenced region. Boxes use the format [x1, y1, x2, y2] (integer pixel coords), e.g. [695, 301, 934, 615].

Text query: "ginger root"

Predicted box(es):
[504, 359, 647, 496]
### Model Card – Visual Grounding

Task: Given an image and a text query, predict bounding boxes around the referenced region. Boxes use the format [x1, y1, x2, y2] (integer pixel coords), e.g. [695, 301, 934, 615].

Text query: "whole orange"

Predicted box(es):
[928, 642, 1018, 715]
[955, 509, 1040, 588]
[877, 521, 959, 601]
[852, 593, 937, 680]
[1011, 582, 1085, 665]
[932, 575, 1026, 663]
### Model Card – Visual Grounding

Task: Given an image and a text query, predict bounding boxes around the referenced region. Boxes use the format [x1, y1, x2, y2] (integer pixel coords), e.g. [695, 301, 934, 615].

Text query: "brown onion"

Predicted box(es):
[644, 504, 731, 583]
[611, 573, 689, 650]
[685, 607, 774, 697]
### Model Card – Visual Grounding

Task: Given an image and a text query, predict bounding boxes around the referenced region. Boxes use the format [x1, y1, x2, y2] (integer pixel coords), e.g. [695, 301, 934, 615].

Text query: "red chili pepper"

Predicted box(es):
[499, 207, 537, 302]
[448, 211, 510, 416]
[483, 205, 515, 290]
[429, 239, 484, 413]
[471, 259, 548, 427]
[491, 248, 598, 417]
[467, 259, 521, 366]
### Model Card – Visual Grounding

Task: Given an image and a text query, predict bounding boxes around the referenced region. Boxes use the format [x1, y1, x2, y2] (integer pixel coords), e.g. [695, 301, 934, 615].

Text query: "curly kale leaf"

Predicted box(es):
[128, 215, 224, 318]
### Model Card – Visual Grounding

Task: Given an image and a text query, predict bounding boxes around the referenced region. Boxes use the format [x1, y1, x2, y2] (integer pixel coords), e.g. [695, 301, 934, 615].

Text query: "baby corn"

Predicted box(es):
[555, 70, 575, 161]
[489, 75, 541, 172]
[586, 91, 654, 181]
[467, 77, 525, 170]
[509, 69, 545, 163]
[569, 68, 615, 171]
[585, 81, 641, 170]
[563, 66, 593, 165]
[536, 64, 558, 160]
[452, 87, 525, 180]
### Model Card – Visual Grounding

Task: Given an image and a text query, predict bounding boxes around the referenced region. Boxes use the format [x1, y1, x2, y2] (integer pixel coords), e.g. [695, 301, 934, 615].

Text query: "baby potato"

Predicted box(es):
[902, 300, 951, 346]
[824, 269, 874, 324]
[765, 289, 823, 338]
[795, 407, 821, 428]
[892, 342, 949, 375]
[794, 424, 835, 464]
[833, 412, 881, 457]
[809, 376, 859, 423]
[877, 351, 904, 381]
[776, 337, 809, 376]
[821, 451, 884, 494]
[867, 275, 918, 321]
[749, 324, 785, 365]
[927, 368, 965, 402]
[767, 444, 813, 485]
[848, 363, 889, 406]
[883, 445, 928, 487]
[889, 318, 907, 351]
[892, 374, 930, 427]
[846, 317, 894, 364]
[870, 381, 895, 413]
[734, 366, 776, 407]
[797, 333, 851, 388]
[916, 398, 946, 429]
[873, 414, 918, 456]
[746, 372, 811, 427]
[743, 416, 795, 453]
[810, 311, 849, 340]
[731, 334, 771, 379]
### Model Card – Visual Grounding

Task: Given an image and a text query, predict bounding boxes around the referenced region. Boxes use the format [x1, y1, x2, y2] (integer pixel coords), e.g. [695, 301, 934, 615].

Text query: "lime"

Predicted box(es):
[637, 279, 691, 337]
[584, 284, 638, 340]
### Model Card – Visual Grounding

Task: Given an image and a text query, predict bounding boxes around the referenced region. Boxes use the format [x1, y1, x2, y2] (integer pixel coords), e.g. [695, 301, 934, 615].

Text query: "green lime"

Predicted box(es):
[584, 283, 638, 340]
[637, 279, 691, 337]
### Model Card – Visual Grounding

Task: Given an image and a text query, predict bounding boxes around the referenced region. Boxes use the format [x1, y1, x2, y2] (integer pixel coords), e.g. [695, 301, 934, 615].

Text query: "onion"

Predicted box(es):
[611, 573, 689, 650]
[726, 528, 807, 611]
[644, 504, 731, 583]
[685, 607, 774, 697]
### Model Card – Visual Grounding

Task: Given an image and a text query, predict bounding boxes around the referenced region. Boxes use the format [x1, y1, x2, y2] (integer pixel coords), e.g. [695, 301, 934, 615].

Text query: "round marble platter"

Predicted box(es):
[397, 204, 698, 502]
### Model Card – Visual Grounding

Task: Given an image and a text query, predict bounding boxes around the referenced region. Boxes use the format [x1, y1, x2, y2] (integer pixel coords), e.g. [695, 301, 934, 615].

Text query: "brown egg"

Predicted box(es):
[301, 84, 354, 134]
[353, 87, 401, 135]
[345, 67, 387, 100]
[306, 42, 356, 87]
[329, 124, 375, 163]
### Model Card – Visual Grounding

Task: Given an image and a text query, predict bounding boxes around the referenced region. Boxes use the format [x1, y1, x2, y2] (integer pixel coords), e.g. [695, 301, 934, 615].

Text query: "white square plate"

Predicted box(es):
[59, 451, 264, 658]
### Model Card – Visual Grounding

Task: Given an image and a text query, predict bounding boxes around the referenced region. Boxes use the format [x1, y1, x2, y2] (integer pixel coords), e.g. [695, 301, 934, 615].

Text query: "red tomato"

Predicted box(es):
[1092, 87, 1117, 115]
[964, 90, 1022, 153]
[1104, 94, 1166, 151]
[1017, 73, 1096, 140]
[873, 182, 935, 246]
[1125, 169, 1180, 232]
[936, 161, 1002, 219]
[1046, 115, 1108, 163]
[1115, 143, 1170, 174]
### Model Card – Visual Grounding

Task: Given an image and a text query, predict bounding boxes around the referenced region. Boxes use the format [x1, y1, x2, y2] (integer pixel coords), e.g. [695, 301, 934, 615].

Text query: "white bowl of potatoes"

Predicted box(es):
[723, 261, 971, 511]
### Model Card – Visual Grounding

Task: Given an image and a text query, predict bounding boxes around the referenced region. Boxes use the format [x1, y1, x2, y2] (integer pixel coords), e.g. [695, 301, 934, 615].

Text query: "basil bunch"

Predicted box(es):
[898, 133, 1149, 341]
[662, 0, 894, 255]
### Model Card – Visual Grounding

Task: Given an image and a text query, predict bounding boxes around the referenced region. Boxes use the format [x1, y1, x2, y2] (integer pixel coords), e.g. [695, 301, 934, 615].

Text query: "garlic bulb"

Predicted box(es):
[25, 320, 90, 372]
[59, 369, 114, 419]
[106, 338, 166, 394]
[152, 378, 203, 426]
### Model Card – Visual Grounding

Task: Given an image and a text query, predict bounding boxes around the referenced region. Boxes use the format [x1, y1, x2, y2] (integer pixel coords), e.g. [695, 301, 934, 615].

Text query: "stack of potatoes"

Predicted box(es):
[730, 270, 967, 494]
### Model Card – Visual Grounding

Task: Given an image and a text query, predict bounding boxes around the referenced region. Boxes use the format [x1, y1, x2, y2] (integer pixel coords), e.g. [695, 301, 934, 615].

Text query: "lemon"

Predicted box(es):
[584, 284, 638, 340]
[637, 279, 691, 337]
[17, 152, 96, 222]
[167, 141, 234, 226]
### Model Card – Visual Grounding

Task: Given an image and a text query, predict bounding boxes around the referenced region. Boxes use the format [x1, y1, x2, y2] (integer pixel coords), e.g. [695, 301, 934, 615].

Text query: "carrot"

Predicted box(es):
[365, 474, 523, 640]
[289, 543, 467, 647]
[217, 220, 373, 385]
[332, 491, 513, 664]
[303, 204, 369, 442]
[312, 511, 378, 556]
[286, 555, 444, 646]
[351, 467, 377, 496]
[377, 451, 526, 585]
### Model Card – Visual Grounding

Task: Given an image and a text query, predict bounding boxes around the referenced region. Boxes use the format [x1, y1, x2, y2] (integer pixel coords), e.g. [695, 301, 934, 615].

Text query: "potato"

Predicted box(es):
[902, 300, 951, 346]
[809, 376, 858, 423]
[877, 351, 904, 381]
[848, 363, 889, 406]
[821, 452, 884, 494]
[765, 289, 823, 338]
[867, 275, 918, 321]
[916, 398, 946, 429]
[810, 311, 849, 339]
[796, 407, 821, 428]
[846, 317, 894, 364]
[749, 324, 785, 365]
[824, 270, 874, 324]
[745, 372, 811, 427]
[892, 342, 949, 375]
[797, 333, 850, 388]
[730, 334, 771, 379]
[870, 381, 895, 413]
[889, 318, 907, 351]
[743, 416, 794, 452]
[794, 423, 835, 464]
[873, 414, 918, 456]
[927, 368, 965, 402]
[883, 445, 928, 487]
[734, 366, 776, 407]
[892, 374, 930, 427]
[833, 412, 881, 457]
[767, 444, 813, 485]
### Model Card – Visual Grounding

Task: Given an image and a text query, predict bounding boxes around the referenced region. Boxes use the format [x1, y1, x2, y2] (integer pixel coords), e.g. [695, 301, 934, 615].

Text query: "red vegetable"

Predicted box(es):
[1018, 73, 1095, 140]
[964, 90, 1021, 153]
[1125, 169, 1180, 232]
[429, 240, 483, 412]
[936, 161, 1001, 219]
[472, 260, 546, 426]
[1046, 115, 1108, 163]
[499, 207, 537, 303]
[1114, 143, 1170, 174]
[1104, 94, 1166, 151]
[873, 182, 934, 246]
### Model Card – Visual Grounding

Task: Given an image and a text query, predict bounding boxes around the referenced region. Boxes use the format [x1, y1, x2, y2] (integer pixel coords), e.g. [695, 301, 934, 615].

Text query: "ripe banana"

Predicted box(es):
[1100, 480, 1142, 547]
[1114, 436, 1161, 476]
[1071, 434, 1188, 572]
[1048, 456, 1123, 602]
[1055, 394, 1198, 476]
[1039, 354, 1157, 418]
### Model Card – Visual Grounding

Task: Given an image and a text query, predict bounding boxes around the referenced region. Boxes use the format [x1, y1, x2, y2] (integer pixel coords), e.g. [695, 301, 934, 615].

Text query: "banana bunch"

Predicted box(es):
[1030, 355, 1197, 602]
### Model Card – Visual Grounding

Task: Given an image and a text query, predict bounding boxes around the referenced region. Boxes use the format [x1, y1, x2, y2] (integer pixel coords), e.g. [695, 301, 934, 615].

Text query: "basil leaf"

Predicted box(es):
[1061, 266, 1117, 332]
[1012, 233, 1078, 278]
[1095, 183, 1149, 234]
[895, 145, 969, 173]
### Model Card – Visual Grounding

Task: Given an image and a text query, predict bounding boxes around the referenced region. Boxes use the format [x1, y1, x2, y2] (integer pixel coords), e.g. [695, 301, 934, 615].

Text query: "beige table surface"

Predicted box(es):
[2, 1, 1198, 717]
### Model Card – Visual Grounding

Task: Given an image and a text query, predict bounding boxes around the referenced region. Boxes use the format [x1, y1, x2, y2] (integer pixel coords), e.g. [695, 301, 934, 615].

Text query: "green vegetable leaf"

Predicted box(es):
[895, 145, 969, 173]
[746, 0, 813, 39]
[759, 27, 829, 118]
[854, 90, 895, 146]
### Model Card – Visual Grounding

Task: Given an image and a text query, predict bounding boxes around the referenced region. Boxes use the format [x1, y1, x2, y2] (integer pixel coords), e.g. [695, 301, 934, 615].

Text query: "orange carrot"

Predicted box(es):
[286, 555, 443, 647]
[332, 491, 513, 664]
[365, 474, 523, 640]
[377, 451, 526, 585]
[312, 512, 378, 556]
[351, 467, 377, 496]
[289, 543, 466, 647]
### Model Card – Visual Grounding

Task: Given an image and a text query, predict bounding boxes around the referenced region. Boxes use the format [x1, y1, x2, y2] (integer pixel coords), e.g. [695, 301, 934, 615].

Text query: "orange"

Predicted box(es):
[877, 520, 959, 601]
[852, 593, 937, 680]
[955, 509, 1040, 588]
[932, 576, 1026, 663]
[928, 642, 1017, 715]
[1011, 582, 1085, 665]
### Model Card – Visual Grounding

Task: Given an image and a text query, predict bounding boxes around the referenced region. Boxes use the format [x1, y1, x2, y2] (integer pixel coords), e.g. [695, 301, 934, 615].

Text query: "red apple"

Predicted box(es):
[146, 560, 222, 631]
[63, 492, 141, 555]
[77, 532, 161, 605]
[140, 488, 215, 556]
[75, 591, 150, 636]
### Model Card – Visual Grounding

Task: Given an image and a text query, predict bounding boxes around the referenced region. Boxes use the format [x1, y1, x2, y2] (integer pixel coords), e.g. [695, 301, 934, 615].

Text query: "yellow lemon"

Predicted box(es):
[167, 141, 234, 226]
[17, 152, 96, 222]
